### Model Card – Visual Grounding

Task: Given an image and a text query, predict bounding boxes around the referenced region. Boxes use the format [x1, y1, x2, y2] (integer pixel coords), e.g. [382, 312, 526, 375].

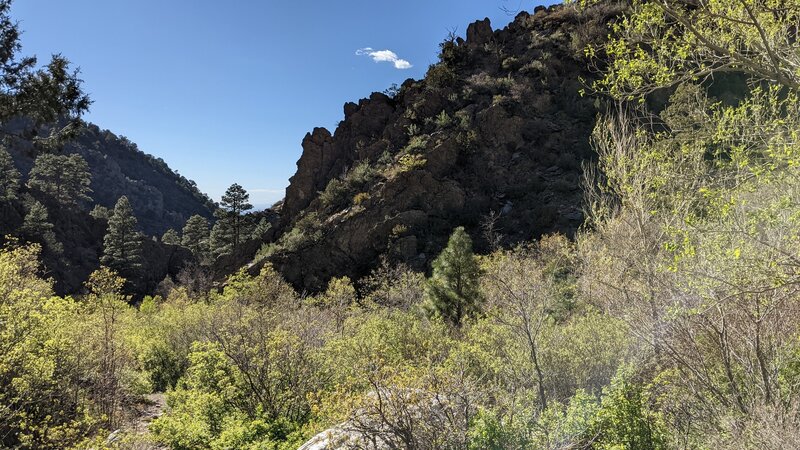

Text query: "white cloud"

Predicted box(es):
[356, 47, 412, 70]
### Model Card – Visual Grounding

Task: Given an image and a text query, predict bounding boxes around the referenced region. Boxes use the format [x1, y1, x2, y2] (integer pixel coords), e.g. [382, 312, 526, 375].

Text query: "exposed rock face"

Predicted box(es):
[269, 4, 621, 291]
[466, 17, 493, 45]
[283, 92, 396, 224]
[283, 128, 336, 220]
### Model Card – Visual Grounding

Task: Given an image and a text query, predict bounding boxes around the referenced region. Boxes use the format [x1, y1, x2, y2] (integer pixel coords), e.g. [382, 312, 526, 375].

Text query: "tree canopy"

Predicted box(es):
[217, 183, 253, 253]
[0, 0, 90, 146]
[27, 153, 92, 207]
[584, 0, 800, 98]
[101, 196, 143, 275]
[424, 226, 482, 327]
[182, 214, 210, 261]
[0, 146, 19, 202]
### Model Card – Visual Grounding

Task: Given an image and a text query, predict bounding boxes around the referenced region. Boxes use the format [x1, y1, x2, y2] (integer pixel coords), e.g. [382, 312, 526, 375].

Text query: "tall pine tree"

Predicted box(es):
[218, 183, 253, 252]
[181, 214, 210, 261]
[424, 226, 482, 327]
[209, 220, 234, 258]
[161, 228, 180, 245]
[27, 153, 92, 207]
[0, 146, 19, 202]
[20, 199, 61, 254]
[0, 0, 90, 148]
[101, 196, 143, 274]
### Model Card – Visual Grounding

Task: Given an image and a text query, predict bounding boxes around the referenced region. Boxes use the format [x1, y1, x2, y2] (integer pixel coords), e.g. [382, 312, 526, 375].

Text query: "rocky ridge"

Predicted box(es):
[267, 3, 620, 291]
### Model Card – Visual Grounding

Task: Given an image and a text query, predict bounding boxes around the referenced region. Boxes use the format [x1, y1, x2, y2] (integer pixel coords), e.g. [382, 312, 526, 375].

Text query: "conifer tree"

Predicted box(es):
[209, 220, 234, 258]
[424, 226, 482, 327]
[219, 183, 253, 252]
[181, 214, 210, 260]
[161, 228, 180, 246]
[27, 153, 92, 207]
[0, 146, 19, 202]
[0, 0, 90, 147]
[251, 217, 272, 240]
[20, 199, 61, 254]
[90, 204, 111, 220]
[101, 196, 143, 274]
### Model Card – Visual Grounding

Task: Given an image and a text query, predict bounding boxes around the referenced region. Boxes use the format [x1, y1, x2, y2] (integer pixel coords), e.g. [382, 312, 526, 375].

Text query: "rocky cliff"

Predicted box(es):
[267, 4, 621, 291]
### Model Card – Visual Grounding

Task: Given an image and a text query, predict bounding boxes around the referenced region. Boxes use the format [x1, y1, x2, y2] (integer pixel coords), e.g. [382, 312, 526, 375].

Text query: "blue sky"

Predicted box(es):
[11, 1, 543, 207]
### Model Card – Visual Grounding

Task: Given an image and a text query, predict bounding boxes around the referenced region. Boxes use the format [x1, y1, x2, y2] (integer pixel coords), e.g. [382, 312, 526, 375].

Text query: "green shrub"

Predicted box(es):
[397, 154, 427, 172]
[319, 162, 378, 210]
[434, 110, 453, 129]
[426, 63, 457, 89]
[502, 56, 522, 71]
[587, 369, 669, 450]
[353, 192, 370, 205]
[318, 177, 348, 208]
[403, 135, 429, 154]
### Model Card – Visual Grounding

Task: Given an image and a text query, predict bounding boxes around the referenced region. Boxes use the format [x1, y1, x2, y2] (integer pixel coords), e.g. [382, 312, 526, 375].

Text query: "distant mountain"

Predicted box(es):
[1, 122, 215, 294]
[262, 4, 622, 291]
[7, 122, 216, 235]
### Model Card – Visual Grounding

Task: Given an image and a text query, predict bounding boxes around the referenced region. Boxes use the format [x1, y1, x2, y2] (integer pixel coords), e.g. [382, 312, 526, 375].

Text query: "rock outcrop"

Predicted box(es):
[267, 4, 621, 291]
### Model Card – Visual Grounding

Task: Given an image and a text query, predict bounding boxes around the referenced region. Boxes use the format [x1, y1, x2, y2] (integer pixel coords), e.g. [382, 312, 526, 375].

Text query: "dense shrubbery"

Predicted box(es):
[10, 76, 800, 446]
[0, 225, 644, 449]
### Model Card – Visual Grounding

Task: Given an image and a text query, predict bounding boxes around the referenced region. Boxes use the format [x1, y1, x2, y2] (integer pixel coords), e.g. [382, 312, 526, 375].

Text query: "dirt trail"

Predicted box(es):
[106, 393, 168, 449]
[132, 393, 167, 435]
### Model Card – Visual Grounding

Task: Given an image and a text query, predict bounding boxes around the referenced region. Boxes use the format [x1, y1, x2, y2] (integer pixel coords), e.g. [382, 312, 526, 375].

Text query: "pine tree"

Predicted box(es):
[161, 228, 180, 246]
[181, 214, 210, 260]
[209, 219, 234, 258]
[90, 204, 111, 220]
[27, 153, 92, 207]
[424, 226, 482, 327]
[219, 183, 253, 252]
[0, 1, 90, 148]
[20, 199, 62, 254]
[101, 196, 143, 274]
[0, 146, 19, 202]
[251, 217, 272, 240]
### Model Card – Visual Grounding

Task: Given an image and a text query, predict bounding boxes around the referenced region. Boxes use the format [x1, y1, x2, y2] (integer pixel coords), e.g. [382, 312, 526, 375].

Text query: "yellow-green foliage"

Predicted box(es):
[581, 0, 800, 98]
[0, 243, 94, 449]
[10, 74, 800, 450]
[352, 191, 370, 205]
[396, 153, 427, 173]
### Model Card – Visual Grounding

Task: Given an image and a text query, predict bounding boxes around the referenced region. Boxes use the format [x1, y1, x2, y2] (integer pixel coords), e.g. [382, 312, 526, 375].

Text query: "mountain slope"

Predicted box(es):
[265, 4, 622, 291]
[1, 122, 214, 293]
[7, 122, 216, 235]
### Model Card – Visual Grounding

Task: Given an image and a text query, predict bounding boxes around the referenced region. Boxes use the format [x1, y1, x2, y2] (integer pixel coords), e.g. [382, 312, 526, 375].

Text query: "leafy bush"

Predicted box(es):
[352, 192, 370, 205]
[433, 110, 453, 129]
[402, 134, 429, 154]
[319, 161, 378, 210]
[397, 154, 427, 173]
[426, 63, 458, 90]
